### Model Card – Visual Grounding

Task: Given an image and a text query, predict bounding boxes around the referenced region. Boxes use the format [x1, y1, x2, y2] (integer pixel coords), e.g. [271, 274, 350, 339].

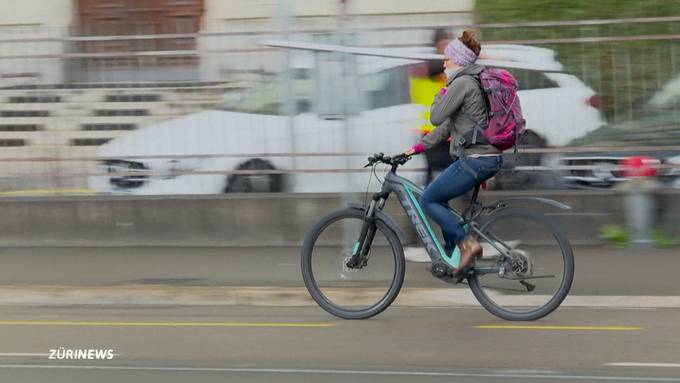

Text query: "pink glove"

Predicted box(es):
[410, 143, 425, 154]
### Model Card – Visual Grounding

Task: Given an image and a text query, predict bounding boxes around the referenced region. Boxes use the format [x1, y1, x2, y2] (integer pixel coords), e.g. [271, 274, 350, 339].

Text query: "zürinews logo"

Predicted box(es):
[48, 348, 116, 360]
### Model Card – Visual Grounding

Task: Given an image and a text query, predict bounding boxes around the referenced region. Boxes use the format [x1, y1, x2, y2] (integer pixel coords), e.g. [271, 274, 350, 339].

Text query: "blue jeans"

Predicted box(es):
[420, 156, 503, 249]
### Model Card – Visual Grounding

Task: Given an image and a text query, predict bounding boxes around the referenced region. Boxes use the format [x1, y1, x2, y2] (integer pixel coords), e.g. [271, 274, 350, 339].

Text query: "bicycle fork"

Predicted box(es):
[346, 198, 385, 269]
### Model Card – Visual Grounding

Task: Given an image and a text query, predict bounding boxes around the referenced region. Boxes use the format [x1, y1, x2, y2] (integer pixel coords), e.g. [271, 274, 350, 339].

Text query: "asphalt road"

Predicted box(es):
[0, 245, 677, 382]
[0, 246, 677, 295]
[0, 305, 678, 382]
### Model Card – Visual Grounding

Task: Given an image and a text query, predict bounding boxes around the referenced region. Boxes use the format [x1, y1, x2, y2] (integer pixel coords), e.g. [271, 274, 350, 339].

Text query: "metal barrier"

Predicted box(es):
[0, 15, 678, 194]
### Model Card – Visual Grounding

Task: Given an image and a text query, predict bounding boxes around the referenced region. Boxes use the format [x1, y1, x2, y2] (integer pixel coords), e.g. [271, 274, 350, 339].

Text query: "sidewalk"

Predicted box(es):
[1, 285, 680, 308]
[0, 245, 677, 307]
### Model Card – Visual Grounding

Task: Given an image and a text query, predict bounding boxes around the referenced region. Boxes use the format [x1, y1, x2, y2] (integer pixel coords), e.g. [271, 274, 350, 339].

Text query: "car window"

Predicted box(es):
[222, 65, 411, 116]
[220, 71, 314, 115]
[359, 65, 411, 109]
[508, 69, 559, 91]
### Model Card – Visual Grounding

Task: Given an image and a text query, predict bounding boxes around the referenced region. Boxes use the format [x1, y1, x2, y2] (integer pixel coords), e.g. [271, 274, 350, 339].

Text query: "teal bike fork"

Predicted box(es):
[347, 202, 380, 268]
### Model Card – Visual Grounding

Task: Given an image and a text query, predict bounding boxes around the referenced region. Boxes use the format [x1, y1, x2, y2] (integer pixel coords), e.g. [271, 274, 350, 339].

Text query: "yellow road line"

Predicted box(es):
[0, 189, 94, 196]
[0, 321, 334, 328]
[475, 325, 642, 331]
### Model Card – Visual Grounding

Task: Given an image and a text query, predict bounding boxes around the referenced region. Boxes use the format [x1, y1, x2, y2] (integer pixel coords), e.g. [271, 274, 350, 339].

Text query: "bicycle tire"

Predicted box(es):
[467, 207, 574, 321]
[301, 207, 405, 319]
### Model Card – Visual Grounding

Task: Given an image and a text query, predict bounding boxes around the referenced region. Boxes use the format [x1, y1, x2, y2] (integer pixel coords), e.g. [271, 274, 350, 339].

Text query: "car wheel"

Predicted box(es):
[224, 158, 283, 193]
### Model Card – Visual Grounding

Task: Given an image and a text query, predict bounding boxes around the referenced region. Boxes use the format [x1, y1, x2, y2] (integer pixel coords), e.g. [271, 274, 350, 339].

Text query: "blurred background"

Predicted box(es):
[0, 4, 679, 380]
[0, 0, 678, 246]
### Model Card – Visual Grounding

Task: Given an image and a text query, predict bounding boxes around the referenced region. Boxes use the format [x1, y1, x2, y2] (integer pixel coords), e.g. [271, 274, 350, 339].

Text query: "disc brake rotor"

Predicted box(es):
[338, 252, 370, 280]
[508, 249, 534, 278]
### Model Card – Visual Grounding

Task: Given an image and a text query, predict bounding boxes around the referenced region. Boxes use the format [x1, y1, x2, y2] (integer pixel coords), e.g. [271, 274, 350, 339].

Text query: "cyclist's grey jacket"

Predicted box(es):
[420, 64, 499, 158]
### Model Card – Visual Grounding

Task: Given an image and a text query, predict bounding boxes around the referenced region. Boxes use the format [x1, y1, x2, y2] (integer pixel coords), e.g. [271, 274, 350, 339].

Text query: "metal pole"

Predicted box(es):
[339, 0, 354, 253]
[339, 0, 352, 187]
[276, 0, 297, 171]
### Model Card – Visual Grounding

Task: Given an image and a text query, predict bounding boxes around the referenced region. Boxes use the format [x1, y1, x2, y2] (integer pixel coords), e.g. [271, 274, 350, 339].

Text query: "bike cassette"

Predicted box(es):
[508, 249, 534, 278]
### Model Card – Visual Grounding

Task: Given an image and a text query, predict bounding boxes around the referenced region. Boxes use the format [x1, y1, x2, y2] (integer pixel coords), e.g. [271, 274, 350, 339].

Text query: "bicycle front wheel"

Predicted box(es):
[301, 207, 405, 319]
[468, 207, 574, 321]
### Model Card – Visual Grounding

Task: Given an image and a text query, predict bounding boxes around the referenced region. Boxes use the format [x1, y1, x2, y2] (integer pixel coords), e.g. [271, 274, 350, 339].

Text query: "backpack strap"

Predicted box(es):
[462, 74, 489, 146]
[511, 93, 525, 163]
[451, 73, 490, 179]
[454, 136, 478, 179]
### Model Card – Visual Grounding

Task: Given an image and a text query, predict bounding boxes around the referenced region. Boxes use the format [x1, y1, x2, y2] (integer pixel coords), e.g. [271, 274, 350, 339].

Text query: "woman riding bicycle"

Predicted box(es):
[404, 30, 503, 278]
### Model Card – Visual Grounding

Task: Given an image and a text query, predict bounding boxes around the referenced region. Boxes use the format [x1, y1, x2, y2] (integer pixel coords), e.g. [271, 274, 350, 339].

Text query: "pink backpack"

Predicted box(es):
[472, 69, 526, 152]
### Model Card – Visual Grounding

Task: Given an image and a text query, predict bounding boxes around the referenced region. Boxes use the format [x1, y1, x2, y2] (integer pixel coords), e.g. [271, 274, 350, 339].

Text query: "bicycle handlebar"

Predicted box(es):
[364, 152, 411, 168]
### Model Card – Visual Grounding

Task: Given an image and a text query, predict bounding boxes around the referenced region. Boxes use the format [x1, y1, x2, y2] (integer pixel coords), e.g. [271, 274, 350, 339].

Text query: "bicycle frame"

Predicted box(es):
[349, 162, 572, 276]
[383, 170, 499, 270]
[351, 165, 499, 272]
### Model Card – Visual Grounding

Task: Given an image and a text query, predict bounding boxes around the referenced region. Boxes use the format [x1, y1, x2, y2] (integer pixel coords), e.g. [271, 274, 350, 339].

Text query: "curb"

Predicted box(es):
[0, 285, 679, 308]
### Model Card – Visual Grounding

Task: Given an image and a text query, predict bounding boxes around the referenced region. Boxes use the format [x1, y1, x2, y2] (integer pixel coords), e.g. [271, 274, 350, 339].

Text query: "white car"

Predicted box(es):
[90, 44, 605, 195]
[558, 155, 631, 188]
[555, 69, 680, 189]
[666, 155, 680, 188]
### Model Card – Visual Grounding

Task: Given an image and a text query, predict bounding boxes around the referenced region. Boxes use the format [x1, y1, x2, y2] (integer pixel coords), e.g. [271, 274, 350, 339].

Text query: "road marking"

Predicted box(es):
[0, 365, 678, 381]
[606, 363, 680, 368]
[475, 325, 642, 331]
[0, 321, 334, 328]
[0, 189, 93, 196]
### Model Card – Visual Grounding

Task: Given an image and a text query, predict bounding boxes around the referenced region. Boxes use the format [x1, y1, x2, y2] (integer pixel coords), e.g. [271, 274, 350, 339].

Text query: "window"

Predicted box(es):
[0, 139, 27, 147]
[81, 124, 137, 131]
[360, 66, 411, 110]
[0, 110, 49, 118]
[94, 109, 148, 116]
[172, 15, 196, 34]
[8, 96, 61, 103]
[220, 64, 414, 117]
[71, 138, 113, 146]
[220, 71, 314, 116]
[105, 94, 160, 102]
[0, 125, 42, 132]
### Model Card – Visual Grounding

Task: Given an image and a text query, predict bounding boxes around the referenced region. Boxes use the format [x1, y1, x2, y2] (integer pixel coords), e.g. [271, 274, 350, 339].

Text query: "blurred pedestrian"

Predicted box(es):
[423, 28, 455, 185]
[428, 28, 449, 82]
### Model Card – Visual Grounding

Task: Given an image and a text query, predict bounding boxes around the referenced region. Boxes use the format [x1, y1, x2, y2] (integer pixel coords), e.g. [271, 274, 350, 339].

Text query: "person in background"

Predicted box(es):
[423, 29, 456, 185]
[428, 28, 449, 82]
[403, 29, 454, 264]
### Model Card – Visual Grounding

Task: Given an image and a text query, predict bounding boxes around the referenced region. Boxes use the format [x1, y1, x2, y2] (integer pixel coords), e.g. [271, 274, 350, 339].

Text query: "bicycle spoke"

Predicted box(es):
[467, 207, 574, 321]
[301, 207, 405, 319]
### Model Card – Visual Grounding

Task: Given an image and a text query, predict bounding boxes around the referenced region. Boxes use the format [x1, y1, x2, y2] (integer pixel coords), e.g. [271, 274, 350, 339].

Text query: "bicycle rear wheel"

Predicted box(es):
[301, 207, 405, 319]
[467, 207, 574, 321]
